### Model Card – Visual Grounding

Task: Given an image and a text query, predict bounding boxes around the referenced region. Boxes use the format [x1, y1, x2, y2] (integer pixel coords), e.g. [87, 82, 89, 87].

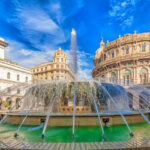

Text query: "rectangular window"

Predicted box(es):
[17, 75, 20, 81]
[57, 64, 59, 68]
[142, 45, 145, 52]
[112, 52, 114, 58]
[126, 48, 129, 54]
[26, 77, 28, 82]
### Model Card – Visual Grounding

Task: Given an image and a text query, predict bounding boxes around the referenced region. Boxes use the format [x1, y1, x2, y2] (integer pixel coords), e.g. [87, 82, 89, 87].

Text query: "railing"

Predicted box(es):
[94, 53, 150, 70]
[106, 33, 150, 48]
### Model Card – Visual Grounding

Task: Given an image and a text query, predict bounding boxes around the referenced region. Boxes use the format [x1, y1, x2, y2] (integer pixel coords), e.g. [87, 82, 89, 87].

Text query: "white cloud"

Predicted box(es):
[4, 0, 92, 79]
[5, 39, 93, 79]
[20, 49, 32, 56]
[121, 1, 127, 7]
[5, 40, 54, 68]
[18, 9, 59, 33]
[49, 2, 62, 24]
[108, 0, 140, 28]
[124, 16, 134, 26]
[8, 3, 66, 50]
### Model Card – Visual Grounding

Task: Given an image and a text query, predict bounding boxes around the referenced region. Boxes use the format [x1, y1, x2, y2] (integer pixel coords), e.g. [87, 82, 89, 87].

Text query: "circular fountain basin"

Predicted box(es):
[0, 81, 150, 149]
[0, 111, 149, 127]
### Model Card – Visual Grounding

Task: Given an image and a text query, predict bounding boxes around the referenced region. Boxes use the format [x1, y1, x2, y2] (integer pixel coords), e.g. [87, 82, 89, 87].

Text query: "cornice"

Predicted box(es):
[0, 61, 32, 75]
[0, 40, 8, 47]
[104, 32, 150, 51]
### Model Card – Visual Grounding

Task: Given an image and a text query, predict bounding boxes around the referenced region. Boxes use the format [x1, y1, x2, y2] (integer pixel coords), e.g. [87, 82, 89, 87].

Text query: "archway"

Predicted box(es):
[6, 97, 12, 110]
[111, 72, 117, 83]
[123, 69, 131, 86]
[16, 98, 20, 109]
[140, 68, 148, 84]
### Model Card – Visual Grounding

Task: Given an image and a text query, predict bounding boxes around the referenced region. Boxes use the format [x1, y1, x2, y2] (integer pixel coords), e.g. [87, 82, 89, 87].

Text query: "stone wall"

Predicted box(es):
[92, 31, 150, 85]
[2, 112, 150, 127]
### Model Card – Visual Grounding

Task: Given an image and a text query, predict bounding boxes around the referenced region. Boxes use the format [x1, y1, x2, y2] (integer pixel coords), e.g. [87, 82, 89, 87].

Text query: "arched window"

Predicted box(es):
[111, 72, 117, 83]
[141, 45, 146, 52]
[123, 69, 131, 86]
[111, 72, 117, 78]
[7, 72, 10, 79]
[126, 48, 129, 54]
[6, 97, 12, 110]
[140, 68, 148, 84]
[16, 98, 20, 109]
[25, 77, 28, 82]
[17, 74, 20, 81]
[112, 52, 114, 58]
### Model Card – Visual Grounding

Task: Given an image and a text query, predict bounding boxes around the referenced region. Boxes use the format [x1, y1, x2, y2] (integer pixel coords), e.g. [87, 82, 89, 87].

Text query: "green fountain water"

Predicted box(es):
[0, 122, 149, 143]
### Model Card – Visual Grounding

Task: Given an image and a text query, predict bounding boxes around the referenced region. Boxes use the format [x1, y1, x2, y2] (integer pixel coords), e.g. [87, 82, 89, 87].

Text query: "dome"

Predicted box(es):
[53, 47, 67, 58]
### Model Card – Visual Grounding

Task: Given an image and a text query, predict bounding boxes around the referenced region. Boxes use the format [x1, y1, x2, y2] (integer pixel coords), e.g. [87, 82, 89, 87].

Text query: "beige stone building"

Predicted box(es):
[31, 47, 75, 82]
[92, 30, 150, 86]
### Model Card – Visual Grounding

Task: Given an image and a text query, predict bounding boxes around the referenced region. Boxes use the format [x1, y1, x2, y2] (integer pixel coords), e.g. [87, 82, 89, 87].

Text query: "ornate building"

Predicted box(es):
[31, 47, 75, 82]
[92, 30, 150, 86]
[0, 38, 32, 110]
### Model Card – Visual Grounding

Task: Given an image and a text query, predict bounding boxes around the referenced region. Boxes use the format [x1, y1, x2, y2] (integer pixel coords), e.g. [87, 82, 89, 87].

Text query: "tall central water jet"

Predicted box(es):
[70, 28, 78, 75]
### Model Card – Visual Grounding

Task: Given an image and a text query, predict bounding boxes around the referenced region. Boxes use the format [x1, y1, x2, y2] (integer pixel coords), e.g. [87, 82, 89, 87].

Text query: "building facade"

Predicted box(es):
[0, 38, 32, 110]
[31, 47, 75, 82]
[92, 31, 150, 86]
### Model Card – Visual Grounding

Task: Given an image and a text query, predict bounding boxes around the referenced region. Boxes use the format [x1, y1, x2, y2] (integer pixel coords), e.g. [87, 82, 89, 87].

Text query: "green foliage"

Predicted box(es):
[4, 102, 9, 107]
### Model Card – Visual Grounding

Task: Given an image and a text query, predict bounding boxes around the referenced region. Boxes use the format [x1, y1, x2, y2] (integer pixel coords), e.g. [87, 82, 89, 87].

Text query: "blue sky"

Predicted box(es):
[0, 0, 150, 78]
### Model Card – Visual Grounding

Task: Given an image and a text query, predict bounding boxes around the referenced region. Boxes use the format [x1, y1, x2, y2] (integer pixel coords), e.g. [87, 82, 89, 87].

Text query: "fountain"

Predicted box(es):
[0, 79, 150, 149]
[0, 30, 150, 149]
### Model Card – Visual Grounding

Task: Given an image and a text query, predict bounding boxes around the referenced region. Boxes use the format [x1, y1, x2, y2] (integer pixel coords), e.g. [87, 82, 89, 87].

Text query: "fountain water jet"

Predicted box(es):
[87, 82, 106, 140]
[72, 83, 76, 141]
[14, 83, 54, 137]
[41, 83, 62, 139]
[109, 81, 150, 124]
[99, 82, 134, 137]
